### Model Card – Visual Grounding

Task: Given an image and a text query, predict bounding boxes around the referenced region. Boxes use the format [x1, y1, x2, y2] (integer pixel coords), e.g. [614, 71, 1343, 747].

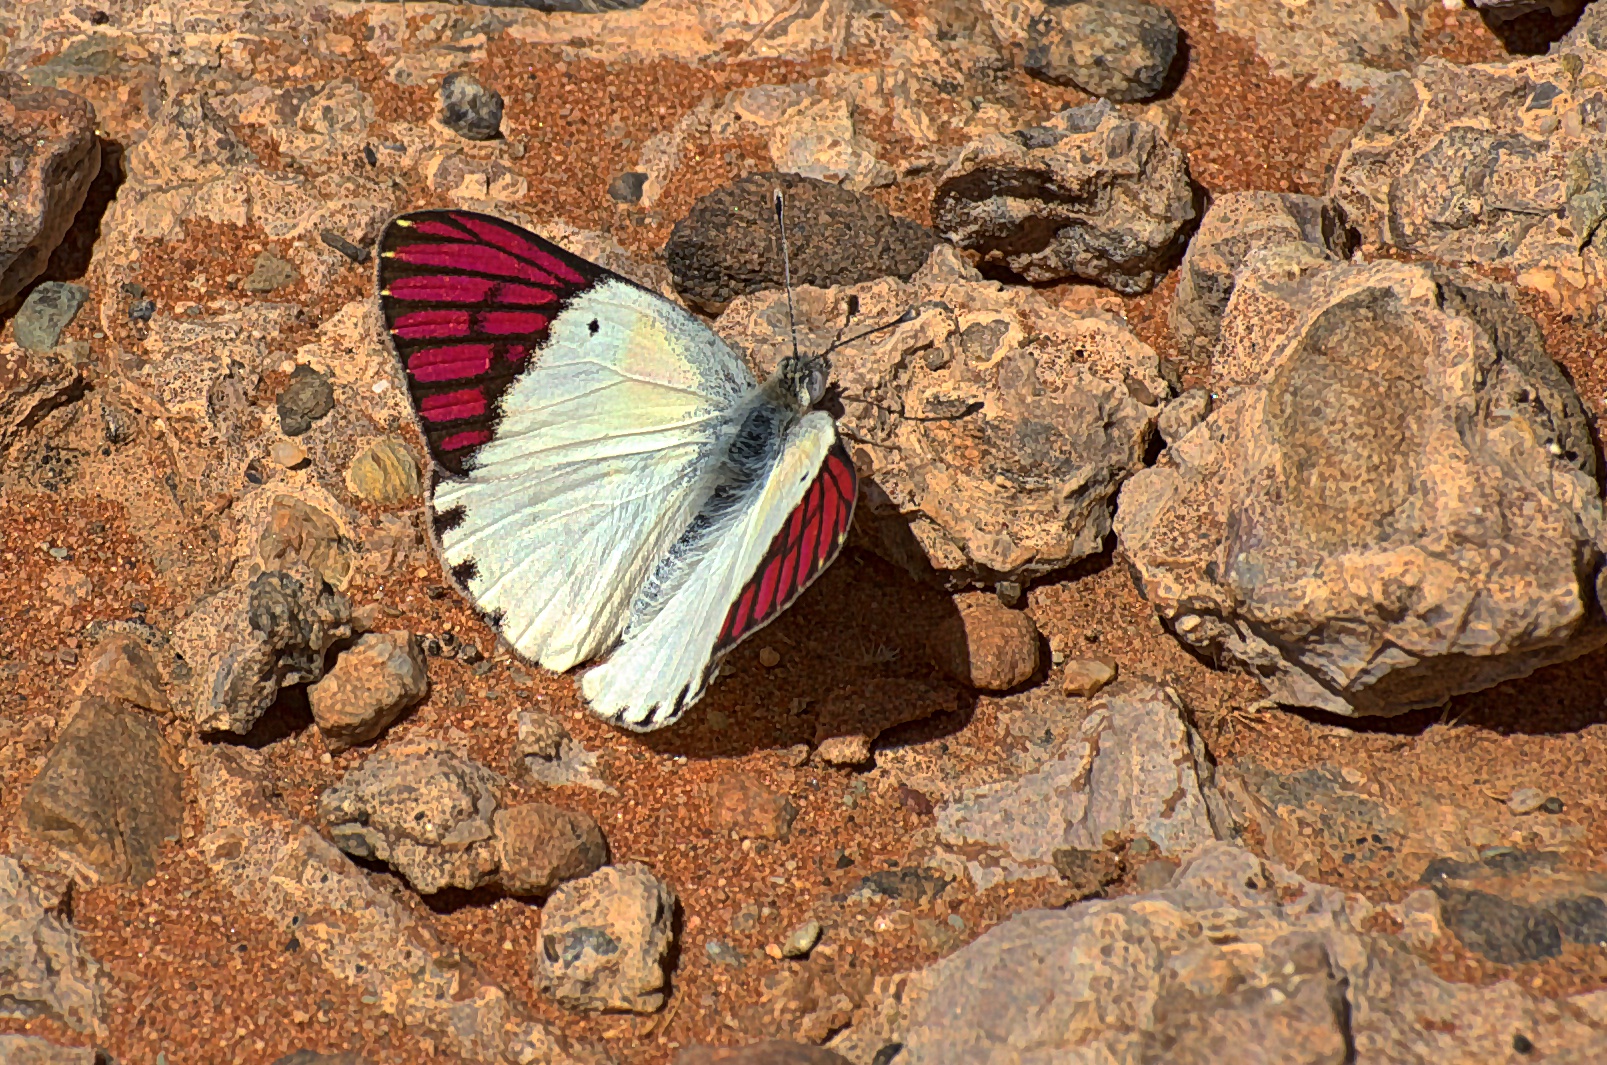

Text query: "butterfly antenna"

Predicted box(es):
[774, 189, 801, 363]
[820, 303, 922, 359]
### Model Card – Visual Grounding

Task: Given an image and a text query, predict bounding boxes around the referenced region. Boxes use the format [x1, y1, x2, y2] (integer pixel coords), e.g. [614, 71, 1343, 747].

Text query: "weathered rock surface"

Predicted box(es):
[933, 101, 1196, 292]
[0, 74, 100, 306]
[171, 563, 354, 734]
[718, 245, 1167, 587]
[318, 739, 504, 894]
[495, 802, 610, 896]
[1171, 191, 1352, 360]
[1220, 757, 1589, 890]
[1023, 0, 1180, 102]
[68, 634, 170, 714]
[254, 494, 355, 591]
[0, 856, 105, 1035]
[933, 681, 1229, 889]
[0, 1037, 100, 1065]
[307, 631, 428, 751]
[276, 363, 335, 436]
[20, 697, 184, 885]
[666, 172, 937, 315]
[1331, 49, 1607, 327]
[677, 1043, 851, 1065]
[1210, 0, 1433, 90]
[0, 343, 85, 459]
[1117, 256, 1606, 716]
[926, 595, 1041, 691]
[831, 843, 1607, 1063]
[536, 862, 677, 1013]
[196, 746, 606, 1064]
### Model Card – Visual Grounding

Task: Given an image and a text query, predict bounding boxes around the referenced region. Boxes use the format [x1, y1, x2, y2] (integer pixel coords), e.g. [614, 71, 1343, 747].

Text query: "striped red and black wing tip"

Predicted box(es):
[376, 209, 609, 478]
[711, 438, 858, 658]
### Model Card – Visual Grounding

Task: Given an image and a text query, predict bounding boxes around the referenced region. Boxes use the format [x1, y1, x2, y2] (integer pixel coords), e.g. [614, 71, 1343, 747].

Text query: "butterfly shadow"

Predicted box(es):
[629, 545, 981, 762]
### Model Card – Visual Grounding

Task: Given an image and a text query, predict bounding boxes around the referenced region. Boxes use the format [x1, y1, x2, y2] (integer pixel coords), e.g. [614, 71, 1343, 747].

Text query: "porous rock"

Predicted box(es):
[933, 101, 1196, 292]
[1024, 0, 1180, 103]
[276, 363, 335, 436]
[709, 773, 799, 841]
[0, 856, 105, 1035]
[20, 697, 184, 885]
[1331, 49, 1607, 327]
[69, 634, 169, 714]
[171, 562, 354, 734]
[718, 245, 1167, 587]
[495, 803, 610, 896]
[927, 595, 1041, 691]
[1117, 256, 1605, 716]
[307, 631, 429, 751]
[666, 172, 938, 315]
[511, 709, 614, 791]
[934, 681, 1229, 889]
[1171, 191, 1351, 361]
[536, 862, 677, 1013]
[0, 343, 85, 458]
[0, 74, 100, 306]
[318, 739, 504, 895]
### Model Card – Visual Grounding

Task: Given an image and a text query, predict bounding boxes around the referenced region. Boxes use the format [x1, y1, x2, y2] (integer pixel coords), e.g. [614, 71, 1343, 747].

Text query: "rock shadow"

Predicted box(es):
[1, 137, 125, 322]
[1478, 5, 1584, 55]
[632, 544, 979, 761]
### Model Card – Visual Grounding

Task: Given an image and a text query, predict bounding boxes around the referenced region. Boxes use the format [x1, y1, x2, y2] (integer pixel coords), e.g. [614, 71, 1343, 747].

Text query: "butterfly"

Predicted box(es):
[375, 209, 857, 731]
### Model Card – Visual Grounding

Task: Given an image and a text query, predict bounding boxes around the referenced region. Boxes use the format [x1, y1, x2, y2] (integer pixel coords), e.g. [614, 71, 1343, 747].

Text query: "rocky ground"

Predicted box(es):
[4, 0, 1607, 1062]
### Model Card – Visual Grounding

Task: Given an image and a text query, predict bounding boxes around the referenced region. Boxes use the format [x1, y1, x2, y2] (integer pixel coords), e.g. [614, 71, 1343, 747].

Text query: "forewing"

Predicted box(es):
[377, 209, 755, 671]
[580, 412, 856, 731]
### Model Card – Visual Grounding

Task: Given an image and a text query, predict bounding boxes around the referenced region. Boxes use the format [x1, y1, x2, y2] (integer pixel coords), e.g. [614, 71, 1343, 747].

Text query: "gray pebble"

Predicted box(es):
[15, 282, 90, 352]
[440, 73, 503, 141]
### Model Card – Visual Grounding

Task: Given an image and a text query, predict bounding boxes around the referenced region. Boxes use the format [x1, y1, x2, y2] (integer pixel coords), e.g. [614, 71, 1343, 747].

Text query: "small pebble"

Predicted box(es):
[1508, 787, 1547, 815]
[705, 940, 744, 968]
[1062, 657, 1117, 697]
[608, 171, 648, 204]
[782, 918, 822, 958]
[995, 580, 1023, 607]
[440, 72, 504, 140]
[319, 228, 371, 264]
[1541, 796, 1565, 815]
[781, 743, 811, 767]
[129, 298, 156, 322]
[48, 546, 71, 560]
[270, 440, 308, 468]
[758, 646, 781, 668]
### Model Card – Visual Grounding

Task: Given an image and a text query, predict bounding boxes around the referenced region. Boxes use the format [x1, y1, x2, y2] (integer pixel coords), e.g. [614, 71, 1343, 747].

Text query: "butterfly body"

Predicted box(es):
[377, 210, 855, 731]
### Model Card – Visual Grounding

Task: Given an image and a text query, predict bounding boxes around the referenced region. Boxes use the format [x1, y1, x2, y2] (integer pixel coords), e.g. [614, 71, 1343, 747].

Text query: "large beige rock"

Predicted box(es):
[717, 246, 1168, 587]
[1210, 0, 1433, 91]
[1171, 191, 1352, 361]
[830, 842, 1607, 1063]
[1117, 253, 1606, 717]
[933, 100, 1197, 293]
[1332, 50, 1607, 326]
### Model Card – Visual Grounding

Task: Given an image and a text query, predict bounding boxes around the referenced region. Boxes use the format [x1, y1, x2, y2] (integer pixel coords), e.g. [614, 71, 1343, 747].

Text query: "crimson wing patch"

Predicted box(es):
[376, 209, 610, 478]
[713, 438, 857, 655]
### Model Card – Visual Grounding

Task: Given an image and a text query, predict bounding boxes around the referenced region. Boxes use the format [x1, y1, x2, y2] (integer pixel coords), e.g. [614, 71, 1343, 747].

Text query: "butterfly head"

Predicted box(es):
[777, 353, 830, 411]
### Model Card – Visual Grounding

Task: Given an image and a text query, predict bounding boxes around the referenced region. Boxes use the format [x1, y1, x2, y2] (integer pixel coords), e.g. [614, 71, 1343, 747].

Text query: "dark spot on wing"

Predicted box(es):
[487, 608, 506, 631]
[588, 319, 600, 334]
[450, 558, 479, 586]
[433, 505, 465, 539]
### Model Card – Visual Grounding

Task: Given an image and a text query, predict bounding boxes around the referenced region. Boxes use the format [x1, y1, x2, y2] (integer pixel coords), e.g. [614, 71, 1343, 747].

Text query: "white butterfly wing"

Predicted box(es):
[440, 280, 754, 670]
[582, 411, 851, 730]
